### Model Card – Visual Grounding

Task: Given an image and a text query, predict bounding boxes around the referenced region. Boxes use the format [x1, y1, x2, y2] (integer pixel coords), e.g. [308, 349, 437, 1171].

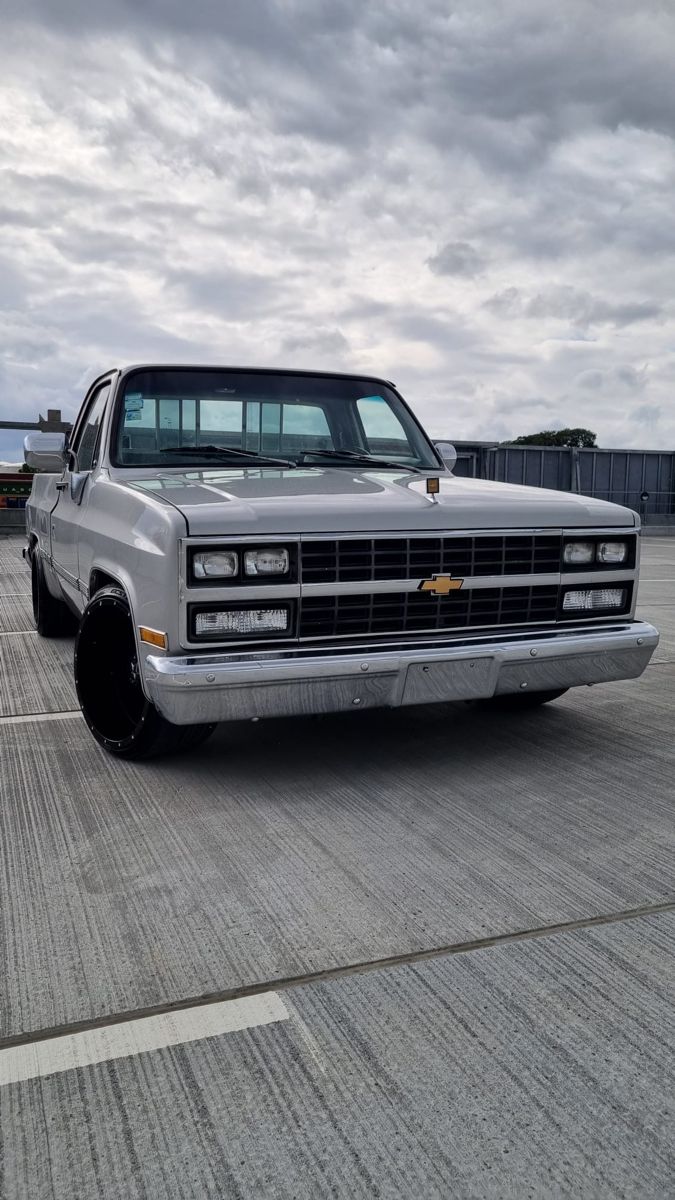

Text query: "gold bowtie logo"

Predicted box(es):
[418, 574, 464, 596]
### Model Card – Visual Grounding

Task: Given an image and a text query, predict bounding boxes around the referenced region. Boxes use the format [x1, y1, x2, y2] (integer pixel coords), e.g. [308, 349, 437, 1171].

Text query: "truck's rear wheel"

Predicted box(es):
[31, 550, 78, 637]
[480, 688, 568, 711]
[74, 586, 215, 759]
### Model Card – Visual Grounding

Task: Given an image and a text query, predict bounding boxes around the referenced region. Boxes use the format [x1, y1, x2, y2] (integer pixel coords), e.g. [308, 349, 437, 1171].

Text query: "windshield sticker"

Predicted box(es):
[126, 412, 142, 421]
[124, 395, 144, 412]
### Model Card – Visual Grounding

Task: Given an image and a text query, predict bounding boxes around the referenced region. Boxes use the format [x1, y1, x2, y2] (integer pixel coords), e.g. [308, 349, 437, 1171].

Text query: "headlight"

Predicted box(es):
[193, 550, 238, 579]
[562, 588, 626, 611]
[596, 541, 628, 564]
[244, 548, 290, 576]
[563, 541, 595, 565]
[194, 608, 289, 636]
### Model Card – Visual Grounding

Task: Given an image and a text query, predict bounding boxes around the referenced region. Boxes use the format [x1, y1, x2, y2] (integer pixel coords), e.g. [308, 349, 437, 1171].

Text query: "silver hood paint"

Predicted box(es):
[117, 467, 637, 535]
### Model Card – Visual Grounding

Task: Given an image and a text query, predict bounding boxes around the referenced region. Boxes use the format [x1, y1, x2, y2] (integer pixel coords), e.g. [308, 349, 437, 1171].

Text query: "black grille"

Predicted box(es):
[299, 586, 560, 639]
[301, 534, 562, 583]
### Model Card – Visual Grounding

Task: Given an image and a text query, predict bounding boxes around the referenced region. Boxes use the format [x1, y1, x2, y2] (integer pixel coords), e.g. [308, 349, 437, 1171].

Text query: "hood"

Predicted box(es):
[119, 466, 637, 535]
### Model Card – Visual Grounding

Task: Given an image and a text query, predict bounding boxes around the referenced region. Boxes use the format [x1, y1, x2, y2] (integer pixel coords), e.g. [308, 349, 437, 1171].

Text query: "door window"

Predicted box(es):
[72, 384, 111, 471]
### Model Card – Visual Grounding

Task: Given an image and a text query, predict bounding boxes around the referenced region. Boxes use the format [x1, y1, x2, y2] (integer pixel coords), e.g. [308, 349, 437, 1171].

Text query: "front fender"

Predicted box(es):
[80, 479, 186, 652]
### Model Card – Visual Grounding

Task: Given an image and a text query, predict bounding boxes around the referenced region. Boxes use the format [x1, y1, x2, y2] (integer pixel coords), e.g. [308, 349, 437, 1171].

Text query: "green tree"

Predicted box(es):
[510, 428, 597, 448]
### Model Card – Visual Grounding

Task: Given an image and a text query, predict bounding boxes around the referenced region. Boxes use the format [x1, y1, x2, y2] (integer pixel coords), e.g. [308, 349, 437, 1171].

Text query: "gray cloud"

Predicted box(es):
[281, 327, 350, 358]
[485, 286, 662, 328]
[1, 1, 674, 450]
[427, 242, 484, 278]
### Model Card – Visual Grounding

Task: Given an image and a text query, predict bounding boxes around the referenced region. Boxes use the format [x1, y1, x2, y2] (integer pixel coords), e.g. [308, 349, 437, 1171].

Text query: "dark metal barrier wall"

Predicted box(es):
[452, 446, 674, 518]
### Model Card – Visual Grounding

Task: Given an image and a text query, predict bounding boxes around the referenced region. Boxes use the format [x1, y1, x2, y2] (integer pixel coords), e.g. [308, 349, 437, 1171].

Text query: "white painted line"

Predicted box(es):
[0, 592, 31, 597]
[0, 629, 38, 637]
[0, 992, 289, 1086]
[0, 711, 82, 726]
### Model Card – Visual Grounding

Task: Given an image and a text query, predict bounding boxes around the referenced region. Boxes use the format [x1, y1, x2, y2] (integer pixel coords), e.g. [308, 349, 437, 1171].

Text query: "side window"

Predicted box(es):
[72, 384, 111, 472]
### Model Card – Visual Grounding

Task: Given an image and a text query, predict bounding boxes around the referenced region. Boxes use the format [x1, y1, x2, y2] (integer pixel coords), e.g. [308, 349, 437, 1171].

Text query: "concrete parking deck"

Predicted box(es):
[0, 534, 673, 1198]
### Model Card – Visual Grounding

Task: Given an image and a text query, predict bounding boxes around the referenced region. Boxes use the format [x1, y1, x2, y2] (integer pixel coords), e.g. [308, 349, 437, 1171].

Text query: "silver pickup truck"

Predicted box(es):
[24, 364, 659, 759]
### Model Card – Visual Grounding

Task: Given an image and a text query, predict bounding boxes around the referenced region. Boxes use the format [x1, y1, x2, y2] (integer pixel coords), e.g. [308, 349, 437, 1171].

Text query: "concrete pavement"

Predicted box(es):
[0, 534, 673, 1198]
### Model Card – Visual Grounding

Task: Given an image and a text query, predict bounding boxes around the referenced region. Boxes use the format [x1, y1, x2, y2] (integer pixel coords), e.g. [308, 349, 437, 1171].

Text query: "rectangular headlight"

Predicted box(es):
[596, 541, 628, 564]
[562, 588, 626, 611]
[193, 550, 238, 579]
[244, 548, 290, 576]
[563, 541, 595, 565]
[194, 608, 289, 636]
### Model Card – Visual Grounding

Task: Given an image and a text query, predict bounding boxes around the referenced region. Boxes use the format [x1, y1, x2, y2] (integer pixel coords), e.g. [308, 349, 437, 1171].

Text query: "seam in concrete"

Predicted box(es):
[2, 897, 674, 1055]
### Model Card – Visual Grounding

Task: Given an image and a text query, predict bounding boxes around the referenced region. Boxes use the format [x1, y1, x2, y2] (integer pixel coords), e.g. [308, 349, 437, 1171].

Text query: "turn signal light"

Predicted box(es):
[139, 627, 168, 648]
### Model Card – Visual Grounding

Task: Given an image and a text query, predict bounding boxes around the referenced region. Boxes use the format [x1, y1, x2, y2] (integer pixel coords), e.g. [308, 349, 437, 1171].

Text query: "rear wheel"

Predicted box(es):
[31, 550, 78, 637]
[74, 586, 215, 759]
[479, 688, 568, 711]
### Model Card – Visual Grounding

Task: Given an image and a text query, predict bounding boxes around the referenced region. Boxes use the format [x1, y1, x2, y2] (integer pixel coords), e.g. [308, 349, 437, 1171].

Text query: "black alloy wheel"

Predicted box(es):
[74, 585, 215, 759]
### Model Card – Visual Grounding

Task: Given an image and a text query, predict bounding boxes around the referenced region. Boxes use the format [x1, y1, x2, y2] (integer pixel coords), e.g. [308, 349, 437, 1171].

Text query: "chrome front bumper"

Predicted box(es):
[142, 620, 659, 725]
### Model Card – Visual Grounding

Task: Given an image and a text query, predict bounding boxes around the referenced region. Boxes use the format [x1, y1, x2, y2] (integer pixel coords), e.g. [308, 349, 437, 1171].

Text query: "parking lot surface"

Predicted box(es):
[0, 534, 673, 1198]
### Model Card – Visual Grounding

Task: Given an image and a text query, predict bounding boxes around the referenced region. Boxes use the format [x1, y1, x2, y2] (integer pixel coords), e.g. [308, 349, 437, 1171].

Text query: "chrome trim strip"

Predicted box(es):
[51, 559, 78, 588]
[185, 584, 301, 601]
[183, 533, 303, 545]
[299, 525, 638, 541]
[182, 526, 637, 547]
[299, 570, 635, 597]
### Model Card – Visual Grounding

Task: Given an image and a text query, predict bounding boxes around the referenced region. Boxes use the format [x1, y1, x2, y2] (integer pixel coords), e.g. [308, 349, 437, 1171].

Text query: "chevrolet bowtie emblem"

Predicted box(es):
[418, 574, 464, 595]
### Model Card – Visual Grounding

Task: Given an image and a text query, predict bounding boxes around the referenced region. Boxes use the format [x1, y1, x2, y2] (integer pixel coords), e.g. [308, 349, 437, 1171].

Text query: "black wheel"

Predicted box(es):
[74, 585, 216, 760]
[479, 688, 568, 712]
[31, 549, 78, 637]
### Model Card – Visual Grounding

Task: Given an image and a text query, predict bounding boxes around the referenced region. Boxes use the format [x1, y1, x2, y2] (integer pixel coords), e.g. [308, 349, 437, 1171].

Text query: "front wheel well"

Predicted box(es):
[90, 568, 124, 597]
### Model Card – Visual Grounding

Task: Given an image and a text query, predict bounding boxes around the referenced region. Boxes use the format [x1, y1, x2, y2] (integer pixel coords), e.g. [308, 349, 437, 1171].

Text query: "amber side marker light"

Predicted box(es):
[139, 627, 168, 649]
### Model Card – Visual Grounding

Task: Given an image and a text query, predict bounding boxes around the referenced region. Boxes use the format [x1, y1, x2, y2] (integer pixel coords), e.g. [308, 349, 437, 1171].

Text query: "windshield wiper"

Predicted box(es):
[162, 444, 297, 468]
[298, 448, 423, 473]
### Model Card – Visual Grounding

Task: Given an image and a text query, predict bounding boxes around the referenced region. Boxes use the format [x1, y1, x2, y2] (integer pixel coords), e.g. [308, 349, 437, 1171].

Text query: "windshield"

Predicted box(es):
[113, 369, 440, 469]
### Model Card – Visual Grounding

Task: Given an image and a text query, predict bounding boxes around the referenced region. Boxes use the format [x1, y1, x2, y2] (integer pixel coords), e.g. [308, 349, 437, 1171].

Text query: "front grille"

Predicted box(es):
[299, 585, 560, 639]
[301, 534, 562, 583]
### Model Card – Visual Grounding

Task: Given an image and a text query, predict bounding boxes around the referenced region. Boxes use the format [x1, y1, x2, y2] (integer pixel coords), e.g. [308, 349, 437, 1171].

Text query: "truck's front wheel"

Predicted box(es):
[74, 586, 215, 759]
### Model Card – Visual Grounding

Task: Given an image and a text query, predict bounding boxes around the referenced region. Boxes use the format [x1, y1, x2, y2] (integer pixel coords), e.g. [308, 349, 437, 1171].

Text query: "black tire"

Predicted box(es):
[479, 688, 568, 712]
[31, 550, 78, 637]
[74, 585, 216, 760]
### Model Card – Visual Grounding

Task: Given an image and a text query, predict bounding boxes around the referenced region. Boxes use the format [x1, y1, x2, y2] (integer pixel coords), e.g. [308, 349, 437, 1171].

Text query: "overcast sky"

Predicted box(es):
[1, 0, 674, 459]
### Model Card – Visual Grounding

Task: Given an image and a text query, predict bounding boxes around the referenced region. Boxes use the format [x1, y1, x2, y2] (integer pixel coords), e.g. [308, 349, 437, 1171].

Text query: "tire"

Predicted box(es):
[31, 550, 78, 637]
[479, 688, 568, 712]
[74, 585, 216, 760]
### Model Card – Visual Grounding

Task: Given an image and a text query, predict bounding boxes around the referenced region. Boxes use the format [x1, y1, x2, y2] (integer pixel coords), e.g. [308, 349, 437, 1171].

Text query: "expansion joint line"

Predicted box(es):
[2, 897, 674, 1054]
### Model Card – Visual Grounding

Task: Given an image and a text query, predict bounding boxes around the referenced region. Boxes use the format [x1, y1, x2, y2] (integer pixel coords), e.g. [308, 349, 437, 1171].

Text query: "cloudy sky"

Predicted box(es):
[1, 0, 674, 460]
